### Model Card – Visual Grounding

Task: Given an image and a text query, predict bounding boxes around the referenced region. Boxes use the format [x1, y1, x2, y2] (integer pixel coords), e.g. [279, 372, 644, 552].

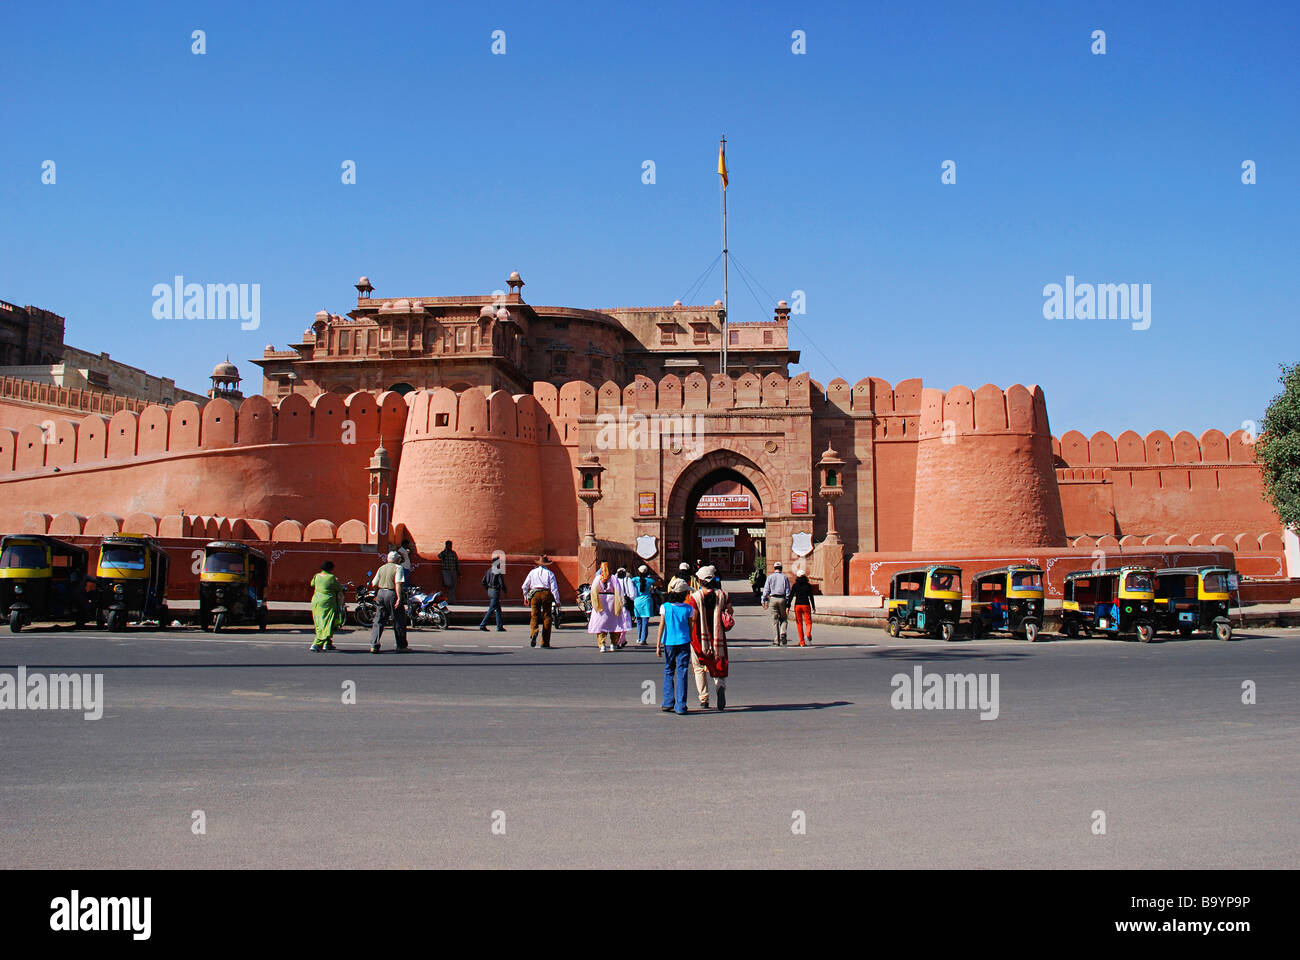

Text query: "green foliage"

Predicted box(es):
[1258, 362, 1300, 529]
[750, 554, 766, 586]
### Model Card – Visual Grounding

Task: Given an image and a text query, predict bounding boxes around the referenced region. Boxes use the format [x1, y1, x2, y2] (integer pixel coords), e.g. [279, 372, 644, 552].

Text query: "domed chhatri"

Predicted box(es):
[208, 356, 244, 405]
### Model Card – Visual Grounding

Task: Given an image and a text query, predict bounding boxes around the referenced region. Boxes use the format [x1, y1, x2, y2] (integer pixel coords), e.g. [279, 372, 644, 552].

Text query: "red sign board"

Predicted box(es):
[791, 490, 809, 514]
[638, 491, 656, 516]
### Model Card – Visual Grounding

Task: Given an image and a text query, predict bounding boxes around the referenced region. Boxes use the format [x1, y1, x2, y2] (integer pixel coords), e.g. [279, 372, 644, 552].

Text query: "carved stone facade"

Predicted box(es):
[251, 272, 800, 400]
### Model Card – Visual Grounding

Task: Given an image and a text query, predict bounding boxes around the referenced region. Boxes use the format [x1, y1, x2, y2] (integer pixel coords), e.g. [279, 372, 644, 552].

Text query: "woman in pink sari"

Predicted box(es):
[587, 561, 631, 652]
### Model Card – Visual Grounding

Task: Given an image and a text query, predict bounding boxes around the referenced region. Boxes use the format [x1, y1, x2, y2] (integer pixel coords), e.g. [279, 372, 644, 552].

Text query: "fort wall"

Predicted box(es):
[1052, 427, 1277, 551]
[0, 389, 408, 535]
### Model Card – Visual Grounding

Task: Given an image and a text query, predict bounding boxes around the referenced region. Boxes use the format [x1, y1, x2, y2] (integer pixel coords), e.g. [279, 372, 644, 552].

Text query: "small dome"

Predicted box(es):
[672, 299, 683, 306]
[479, 304, 495, 318]
[314, 309, 330, 322]
[777, 299, 789, 308]
[212, 360, 239, 379]
[358, 276, 371, 286]
[509, 271, 522, 282]
[714, 299, 724, 306]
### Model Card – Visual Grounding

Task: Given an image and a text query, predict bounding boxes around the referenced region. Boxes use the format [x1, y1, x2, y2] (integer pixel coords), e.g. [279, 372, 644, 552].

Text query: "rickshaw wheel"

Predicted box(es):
[1136, 623, 1154, 644]
[8, 611, 21, 633]
[213, 612, 225, 633]
[1024, 622, 1039, 643]
[1215, 622, 1233, 642]
[257, 612, 268, 632]
[940, 621, 956, 642]
[969, 620, 981, 639]
[887, 619, 901, 638]
[107, 610, 125, 632]
[1063, 619, 1079, 638]
[1178, 625, 1193, 638]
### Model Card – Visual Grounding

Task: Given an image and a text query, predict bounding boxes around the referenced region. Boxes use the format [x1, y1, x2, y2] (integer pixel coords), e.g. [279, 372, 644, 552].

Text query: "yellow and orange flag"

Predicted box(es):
[717, 140, 728, 188]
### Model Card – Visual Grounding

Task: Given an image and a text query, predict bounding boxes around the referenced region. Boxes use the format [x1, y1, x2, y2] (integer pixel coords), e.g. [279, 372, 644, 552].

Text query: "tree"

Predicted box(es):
[1257, 362, 1300, 529]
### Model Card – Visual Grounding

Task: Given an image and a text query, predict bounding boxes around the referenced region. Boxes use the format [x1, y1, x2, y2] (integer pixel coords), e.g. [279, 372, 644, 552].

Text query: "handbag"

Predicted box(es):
[721, 608, 735, 631]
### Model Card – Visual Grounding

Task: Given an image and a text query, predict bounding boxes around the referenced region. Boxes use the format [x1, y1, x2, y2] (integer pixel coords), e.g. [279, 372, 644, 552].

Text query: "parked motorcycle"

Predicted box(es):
[576, 583, 592, 615]
[351, 578, 379, 628]
[404, 585, 449, 630]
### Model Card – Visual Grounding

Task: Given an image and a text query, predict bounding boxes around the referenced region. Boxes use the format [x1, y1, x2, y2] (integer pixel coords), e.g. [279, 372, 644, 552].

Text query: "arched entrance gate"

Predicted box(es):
[663, 450, 783, 580]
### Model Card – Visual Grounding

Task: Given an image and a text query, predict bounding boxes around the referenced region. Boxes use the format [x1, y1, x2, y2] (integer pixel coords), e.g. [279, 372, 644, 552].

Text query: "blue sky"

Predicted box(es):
[1, 0, 1296, 436]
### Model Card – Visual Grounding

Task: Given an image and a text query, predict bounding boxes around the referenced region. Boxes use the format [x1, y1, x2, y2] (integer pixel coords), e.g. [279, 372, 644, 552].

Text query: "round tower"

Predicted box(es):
[391, 386, 545, 554]
[910, 383, 1067, 551]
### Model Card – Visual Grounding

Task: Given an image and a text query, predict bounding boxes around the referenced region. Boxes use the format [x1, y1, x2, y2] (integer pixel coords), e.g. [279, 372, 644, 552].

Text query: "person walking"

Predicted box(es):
[791, 568, 817, 646]
[656, 585, 695, 715]
[631, 565, 656, 645]
[521, 555, 559, 648]
[368, 550, 409, 653]
[479, 558, 506, 632]
[687, 566, 732, 710]
[762, 560, 792, 645]
[309, 560, 344, 651]
[438, 540, 460, 603]
[588, 562, 627, 653]
[614, 566, 634, 648]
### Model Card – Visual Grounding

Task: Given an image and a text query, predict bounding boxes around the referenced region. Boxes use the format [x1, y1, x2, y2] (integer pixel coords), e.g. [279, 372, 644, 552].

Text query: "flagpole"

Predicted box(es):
[720, 134, 729, 377]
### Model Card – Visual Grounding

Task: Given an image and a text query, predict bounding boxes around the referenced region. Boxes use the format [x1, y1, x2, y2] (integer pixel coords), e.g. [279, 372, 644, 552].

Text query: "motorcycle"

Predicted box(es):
[576, 583, 592, 615]
[350, 578, 379, 628]
[404, 585, 449, 630]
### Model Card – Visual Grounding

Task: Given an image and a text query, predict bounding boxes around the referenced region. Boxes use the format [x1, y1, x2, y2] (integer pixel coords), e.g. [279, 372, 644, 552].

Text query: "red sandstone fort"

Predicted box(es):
[0, 273, 1291, 604]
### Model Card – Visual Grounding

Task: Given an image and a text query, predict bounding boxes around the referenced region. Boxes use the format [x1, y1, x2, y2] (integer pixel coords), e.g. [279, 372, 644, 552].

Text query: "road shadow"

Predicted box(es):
[861, 648, 1031, 662]
[718, 700, 853, 713]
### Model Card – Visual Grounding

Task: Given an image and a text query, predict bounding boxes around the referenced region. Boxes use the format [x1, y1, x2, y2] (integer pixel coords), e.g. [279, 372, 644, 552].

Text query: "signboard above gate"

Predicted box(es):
[698, 494, 751, 510]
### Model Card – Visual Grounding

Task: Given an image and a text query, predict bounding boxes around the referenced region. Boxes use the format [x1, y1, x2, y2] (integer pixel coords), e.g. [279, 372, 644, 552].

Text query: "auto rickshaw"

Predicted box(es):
[0, 534, 92, 632]
[199, 541, 269, 632]
[886, 565, 963, 641]
[969, 565, 1045, 641]
[94, 534, 171, 631]
[1061, 566, 1157, 642]
[1154, 566, 1234, 640]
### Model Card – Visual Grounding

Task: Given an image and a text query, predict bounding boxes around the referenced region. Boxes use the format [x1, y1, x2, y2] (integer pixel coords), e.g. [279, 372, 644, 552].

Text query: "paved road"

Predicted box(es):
[2, 604, 1296, 869]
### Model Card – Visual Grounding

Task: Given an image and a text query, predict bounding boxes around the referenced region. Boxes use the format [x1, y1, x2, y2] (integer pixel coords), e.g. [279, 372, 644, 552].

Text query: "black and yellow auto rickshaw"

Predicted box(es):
[1061, 565, 1157, 642]
[94, 534, 171, 631]
[0, 534, 92, 632]
[886, 565, 963, 641]
[969, 565, 1045, 641]
[199, 541, 269, 632]
[1154, 566, 1234, 641]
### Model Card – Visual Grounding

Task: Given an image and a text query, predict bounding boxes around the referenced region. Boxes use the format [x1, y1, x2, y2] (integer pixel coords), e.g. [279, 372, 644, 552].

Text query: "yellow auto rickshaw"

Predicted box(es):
[1061, 565, 1157, 642]
[886, 565, 963, 641]
[94, 534, 171, 631]
[970, 564, 1045, 641]
[1154, 566, 1234, 640]
[199, 541, 269, 632]
[0, 534, 92, 632]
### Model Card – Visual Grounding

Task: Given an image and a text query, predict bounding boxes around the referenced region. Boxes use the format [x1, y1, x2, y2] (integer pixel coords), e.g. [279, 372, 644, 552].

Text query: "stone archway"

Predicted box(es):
[665, 449, 782, 578]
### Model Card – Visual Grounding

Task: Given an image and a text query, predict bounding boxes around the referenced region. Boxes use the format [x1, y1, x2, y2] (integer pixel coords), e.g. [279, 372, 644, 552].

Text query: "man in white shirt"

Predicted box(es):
[521, 555, 560, 648]
[762, 561, 792, 645]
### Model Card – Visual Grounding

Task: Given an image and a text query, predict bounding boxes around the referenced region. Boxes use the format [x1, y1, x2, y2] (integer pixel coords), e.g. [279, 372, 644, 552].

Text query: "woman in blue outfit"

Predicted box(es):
[631, 565, 656, 645]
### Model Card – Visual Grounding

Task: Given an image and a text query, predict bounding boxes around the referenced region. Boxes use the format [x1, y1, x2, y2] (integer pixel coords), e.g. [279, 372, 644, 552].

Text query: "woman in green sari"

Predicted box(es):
[310, 561, 345, 651]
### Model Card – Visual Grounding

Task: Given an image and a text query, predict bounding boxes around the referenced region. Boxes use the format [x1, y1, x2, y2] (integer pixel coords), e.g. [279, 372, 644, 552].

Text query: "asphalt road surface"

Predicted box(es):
[2, 604, 1296, 869]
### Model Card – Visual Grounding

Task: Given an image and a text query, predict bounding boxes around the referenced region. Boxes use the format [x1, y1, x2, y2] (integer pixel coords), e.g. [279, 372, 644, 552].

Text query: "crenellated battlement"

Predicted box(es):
[1053, 427, 1257, 469]
[916, 383, 1052, 441]
[0, 389, 408, 475]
